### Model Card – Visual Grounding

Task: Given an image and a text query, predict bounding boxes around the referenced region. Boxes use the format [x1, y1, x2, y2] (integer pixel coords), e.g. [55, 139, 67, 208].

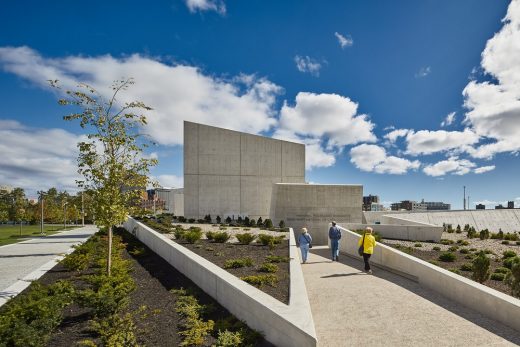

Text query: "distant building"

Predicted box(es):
[146, 188, 184, 216]
[363, 195, 380, 211]
[495, 204, 505, 209]
[412, 201, 427, 212]
[370, 202, 384, 211]
[508, 201, 515, 209]
[476, 204, 485, 210]
[390, 200, 426, 211]
[423, 201, 451, 211]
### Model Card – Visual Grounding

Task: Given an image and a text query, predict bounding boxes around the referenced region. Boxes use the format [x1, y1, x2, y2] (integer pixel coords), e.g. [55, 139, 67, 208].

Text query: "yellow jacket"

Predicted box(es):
[358, 233, 376, 254]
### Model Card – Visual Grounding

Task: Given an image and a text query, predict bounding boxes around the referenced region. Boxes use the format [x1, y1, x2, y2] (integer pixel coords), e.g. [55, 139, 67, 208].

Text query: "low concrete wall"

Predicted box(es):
[337, 224, 520, 333]
[124, 218, 317, 347]
[344, 223, 443, 242]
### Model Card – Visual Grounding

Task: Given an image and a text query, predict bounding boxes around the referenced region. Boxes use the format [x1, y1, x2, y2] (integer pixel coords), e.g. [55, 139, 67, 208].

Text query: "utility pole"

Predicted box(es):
[81, 191, 85, 226]
[63, 201, 68, 230]
[463, 186, 466, 210]
[40, 191, 44, 235]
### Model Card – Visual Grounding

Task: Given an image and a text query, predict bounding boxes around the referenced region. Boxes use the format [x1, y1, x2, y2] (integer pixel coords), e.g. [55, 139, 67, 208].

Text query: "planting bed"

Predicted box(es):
[179, 239, 290, 304]
[0, 228, 270, 346]
[384, 244, 514, 296]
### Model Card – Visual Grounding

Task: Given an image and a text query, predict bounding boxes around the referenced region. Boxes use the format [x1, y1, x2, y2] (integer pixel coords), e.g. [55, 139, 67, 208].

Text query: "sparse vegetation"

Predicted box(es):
[223, 258, 254, 269]
[472, 251, 490, 283]
[438, 252, 456, 262]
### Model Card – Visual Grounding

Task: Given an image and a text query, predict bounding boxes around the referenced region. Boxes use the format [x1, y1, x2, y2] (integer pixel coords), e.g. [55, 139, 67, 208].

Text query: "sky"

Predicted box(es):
[0, 0, 519, 209]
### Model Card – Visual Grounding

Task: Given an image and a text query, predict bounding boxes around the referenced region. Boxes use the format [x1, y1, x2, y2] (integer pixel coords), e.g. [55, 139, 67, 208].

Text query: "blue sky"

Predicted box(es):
[1, 0, 519, 209]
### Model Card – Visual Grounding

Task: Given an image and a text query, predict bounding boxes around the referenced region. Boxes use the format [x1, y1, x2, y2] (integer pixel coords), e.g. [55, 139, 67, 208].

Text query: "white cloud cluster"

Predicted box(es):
[405, 129, 480, 155]
[383, 128, 410, 144]
[334, 32, 353, 49]
[474, 165, 495, 174]
[294, 55, 322, 77]
[350, 144, 420, 175]
[423, 157, 476, 177]
[0, 120, 82, 193]
[184, 0, 225, 14]
[440, 112, 456, 127]
[415, 66, 431, 78]
[462, 0, 520, 159]
[0, 46, 282, 147]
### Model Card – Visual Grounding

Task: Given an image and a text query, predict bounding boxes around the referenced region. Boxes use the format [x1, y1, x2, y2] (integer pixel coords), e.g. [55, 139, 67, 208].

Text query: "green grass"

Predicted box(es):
[0, 225, 79, 246]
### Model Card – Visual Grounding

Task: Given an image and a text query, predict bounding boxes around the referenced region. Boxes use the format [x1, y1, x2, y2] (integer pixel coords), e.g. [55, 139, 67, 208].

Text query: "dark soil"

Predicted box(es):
[179, 239, 290, 304]
[385, 245, 513, 296]
[4, 229, 272, 346]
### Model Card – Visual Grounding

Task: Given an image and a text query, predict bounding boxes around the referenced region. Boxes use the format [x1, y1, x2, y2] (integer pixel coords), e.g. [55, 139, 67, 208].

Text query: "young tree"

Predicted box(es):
[53, 78, 157, 276]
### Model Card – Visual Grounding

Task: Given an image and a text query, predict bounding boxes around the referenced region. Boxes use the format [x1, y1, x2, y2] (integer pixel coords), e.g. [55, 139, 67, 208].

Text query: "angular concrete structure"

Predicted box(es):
[184, 121, 305, 220]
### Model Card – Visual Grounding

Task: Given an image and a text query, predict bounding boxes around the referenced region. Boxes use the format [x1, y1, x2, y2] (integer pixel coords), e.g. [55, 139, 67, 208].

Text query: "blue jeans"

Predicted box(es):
[331, 239, 340, 260]
[300, 244, 310, 263]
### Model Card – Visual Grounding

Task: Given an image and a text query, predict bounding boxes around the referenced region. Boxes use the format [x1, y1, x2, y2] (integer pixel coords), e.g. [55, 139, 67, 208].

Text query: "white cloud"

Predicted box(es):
[334, 32, 353, 49]
[0, 120, 82, 193]
[0, 46, 282, 147]
[405, 129, 480, 155]
[184, 0, 225, 14]
[384, 128, 410, 144]
[462, 0, 520, 159]
[474, 165, 495, 174]
[440, 112, 456, 127]
[294, 55, 322, 77]
[155, 174, 184, 188]
[278, 92, 376, 149]
[415, 66, 431, 78]
[423, 157, 476, 177]
[350, 144, 420, 175]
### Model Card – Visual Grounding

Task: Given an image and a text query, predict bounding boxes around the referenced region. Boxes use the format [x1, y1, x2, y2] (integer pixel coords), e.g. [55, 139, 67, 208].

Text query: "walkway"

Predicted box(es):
[0, 225, 97, 305]
[302, 246, 520, 347]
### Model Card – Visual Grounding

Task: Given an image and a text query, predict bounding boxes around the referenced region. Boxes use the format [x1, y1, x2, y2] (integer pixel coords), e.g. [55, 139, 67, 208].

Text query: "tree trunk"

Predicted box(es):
[107, 225, 112, 276]
[19, 221, 22, 236]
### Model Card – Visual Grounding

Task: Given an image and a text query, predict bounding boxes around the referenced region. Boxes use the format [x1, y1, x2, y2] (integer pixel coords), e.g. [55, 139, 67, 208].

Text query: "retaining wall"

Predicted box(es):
[124, 217, 317, 347]
[337, 225, 520, 332]
[344, 223, 443, 242]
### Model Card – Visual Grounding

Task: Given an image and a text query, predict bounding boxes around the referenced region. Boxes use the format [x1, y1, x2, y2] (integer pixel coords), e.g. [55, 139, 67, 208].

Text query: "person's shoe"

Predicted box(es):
[367, 270, 373, 274]
[336, 255, 339, 261]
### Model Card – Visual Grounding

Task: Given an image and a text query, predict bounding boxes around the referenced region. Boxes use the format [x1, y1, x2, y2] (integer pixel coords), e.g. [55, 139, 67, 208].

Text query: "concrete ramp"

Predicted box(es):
[301, 246, 520, 347]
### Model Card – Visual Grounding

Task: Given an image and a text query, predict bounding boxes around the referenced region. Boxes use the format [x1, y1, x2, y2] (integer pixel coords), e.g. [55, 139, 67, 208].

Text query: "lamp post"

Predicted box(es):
[39, 191, 45, 235]
[81, 191, 85, 226]
[63, 201, 68, 230]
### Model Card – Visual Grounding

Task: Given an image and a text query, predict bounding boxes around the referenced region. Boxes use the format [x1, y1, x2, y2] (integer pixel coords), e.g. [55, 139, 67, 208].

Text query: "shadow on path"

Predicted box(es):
[310, 247, 520, 345]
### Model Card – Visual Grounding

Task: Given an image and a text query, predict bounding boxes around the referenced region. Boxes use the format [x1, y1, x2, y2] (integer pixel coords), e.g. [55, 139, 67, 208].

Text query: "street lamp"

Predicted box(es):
[39, 191, 45, 235]
[63, 201, 68, 230]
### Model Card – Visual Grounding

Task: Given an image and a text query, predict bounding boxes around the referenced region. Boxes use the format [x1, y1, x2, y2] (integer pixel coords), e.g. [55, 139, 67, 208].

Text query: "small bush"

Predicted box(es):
[215, 330, 243, 346]
[504, 233, 519, 241]
[223, 258, 254, 269]
[432, 246, 441, 251]
[494, 267, 511, 274]
[184, 230, 203, 244]
[429, 260, 439, 266]
[213, 232, 231, 243]
[259, 262, 278, 273]
[257, 234, 284, 247]
[414, 243, 422, 248]
[472, 251, 490, 283]
[503, 256, 517, 269]
[440, 239, 454, 245]
[503, 250, 517, 259]
[235, 233, 256, 245]
[206, 231, 216, 241]
[265, 255, 290, 263]
[502, 240, 510, 245]
[460, 263, 473, 271]
[448, 246, 459, 252]
[464, 254, 475, 260]
[449, 268, 462, 275]
[219, 226, 228, 231]
[174, 228, 185, 240]
[469, 248, 477, 252]
[128, 246, 146, 257]
[90, 313, 138, 347]
[479, 229, 490, 240]
[241, 274, 278, 287]
[438, 252, 456, 262]
[491, 273, 506, 281]
[459, 248, 469, 254]
[505, 257, 520, 297]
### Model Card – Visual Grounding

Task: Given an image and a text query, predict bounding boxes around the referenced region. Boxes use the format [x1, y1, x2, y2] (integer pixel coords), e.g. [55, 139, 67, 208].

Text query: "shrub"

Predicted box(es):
[189, 226, 202, 232]
[503, 250, 517, 259]
[241, 274, 278, 287]
[223, 258, 254, 269]
[266, 255, 290, 263]
[479, 229, 490, 240]
[177, 216, 187, 223]
[225, 216, 232, 224]
[184, 230, 203, 244]
[494, 267, 511, 274]
[432, 246, 441, 251]
[469, 248, 477, 252]
[458, 240, 470, 246]
[259, 262, 278, 273]
[90, 312, 138, 347]
[215, 330, 243, 347]
[257, 217, 263, 227]
[460, 263, 473, 271]
[505, 257, 520, 297]
[213, 232, 231, 243]
[459, 248, 469, 254]
[62, 249, 91, 271]
[219, 226, 228, 231]
[491, 273, 506, 281]
[279, 220, 285, 229]
[235, 233, 256, 244]
[503, 257, 517, 269]
[174, 228, 185, 240]
[502, 240, 510, 245]
[504, 233, 519, 241]
[438, 252, 456, 262]
[464, 255, 475, 260]
[257, 234, 284, 246]
[429, 260, 439, 266]
[128, 246, 146, 257]
[205, 231, 216, 241]
[449, 268, 462, 275]
[216, 216, 221, 224]
[472, 251, 490, 283]
[264, 219, 273, 228]
[414, 243, 422, 248]
[448, 246, 459, 252]
[440, 239, 454, 245]
[188, 218, 196, 223]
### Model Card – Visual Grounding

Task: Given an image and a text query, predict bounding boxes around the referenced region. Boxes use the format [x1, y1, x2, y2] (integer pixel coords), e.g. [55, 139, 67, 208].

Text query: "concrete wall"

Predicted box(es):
[364, 209, 520, 233]
[336, 224, 520, 333]
[271, 183, 363, 245]
[343, 223, 443, 242]
[123, 217, 317, 347]
[184, 121, 305, 220]
[156, 188, 184, 216]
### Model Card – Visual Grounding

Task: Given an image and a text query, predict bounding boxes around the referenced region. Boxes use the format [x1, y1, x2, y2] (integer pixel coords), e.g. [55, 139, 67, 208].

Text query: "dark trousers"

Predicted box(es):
[362, 253, 371, 271]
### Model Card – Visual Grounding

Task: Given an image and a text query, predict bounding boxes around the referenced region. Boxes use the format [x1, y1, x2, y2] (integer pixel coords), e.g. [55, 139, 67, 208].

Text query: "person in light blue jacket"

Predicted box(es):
[297, 227, 312, 264]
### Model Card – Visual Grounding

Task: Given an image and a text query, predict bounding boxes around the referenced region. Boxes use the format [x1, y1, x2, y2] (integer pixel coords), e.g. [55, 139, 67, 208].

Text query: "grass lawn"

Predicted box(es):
[0, 225, 80, 246]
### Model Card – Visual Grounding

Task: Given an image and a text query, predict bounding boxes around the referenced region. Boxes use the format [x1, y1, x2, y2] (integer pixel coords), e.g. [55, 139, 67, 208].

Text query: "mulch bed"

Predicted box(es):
[5, 229, 272, 346]
[385, 245, 513, 295]
[179, 239, 290, 305]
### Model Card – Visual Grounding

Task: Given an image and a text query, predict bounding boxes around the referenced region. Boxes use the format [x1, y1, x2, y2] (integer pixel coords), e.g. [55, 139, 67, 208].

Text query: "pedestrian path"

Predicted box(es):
[302, 246, 520, 347]
[0, 225, 97, 306]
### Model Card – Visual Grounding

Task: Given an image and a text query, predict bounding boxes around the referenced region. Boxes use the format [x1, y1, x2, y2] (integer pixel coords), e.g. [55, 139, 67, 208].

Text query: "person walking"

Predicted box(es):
[328, 221, 341, 261]
[358, 227, 377, 274]
[297, 227, 312, 264]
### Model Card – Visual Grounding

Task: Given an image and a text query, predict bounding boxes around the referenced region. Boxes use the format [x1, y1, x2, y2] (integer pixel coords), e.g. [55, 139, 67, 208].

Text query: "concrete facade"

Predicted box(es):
[270, 183, 363, 245]
[184, 121, 305, 220]
[155, 188, 184, 216]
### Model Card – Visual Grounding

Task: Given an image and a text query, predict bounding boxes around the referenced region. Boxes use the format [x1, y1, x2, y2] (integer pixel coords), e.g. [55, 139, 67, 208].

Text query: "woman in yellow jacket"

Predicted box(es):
[358, 227, 376, 274]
